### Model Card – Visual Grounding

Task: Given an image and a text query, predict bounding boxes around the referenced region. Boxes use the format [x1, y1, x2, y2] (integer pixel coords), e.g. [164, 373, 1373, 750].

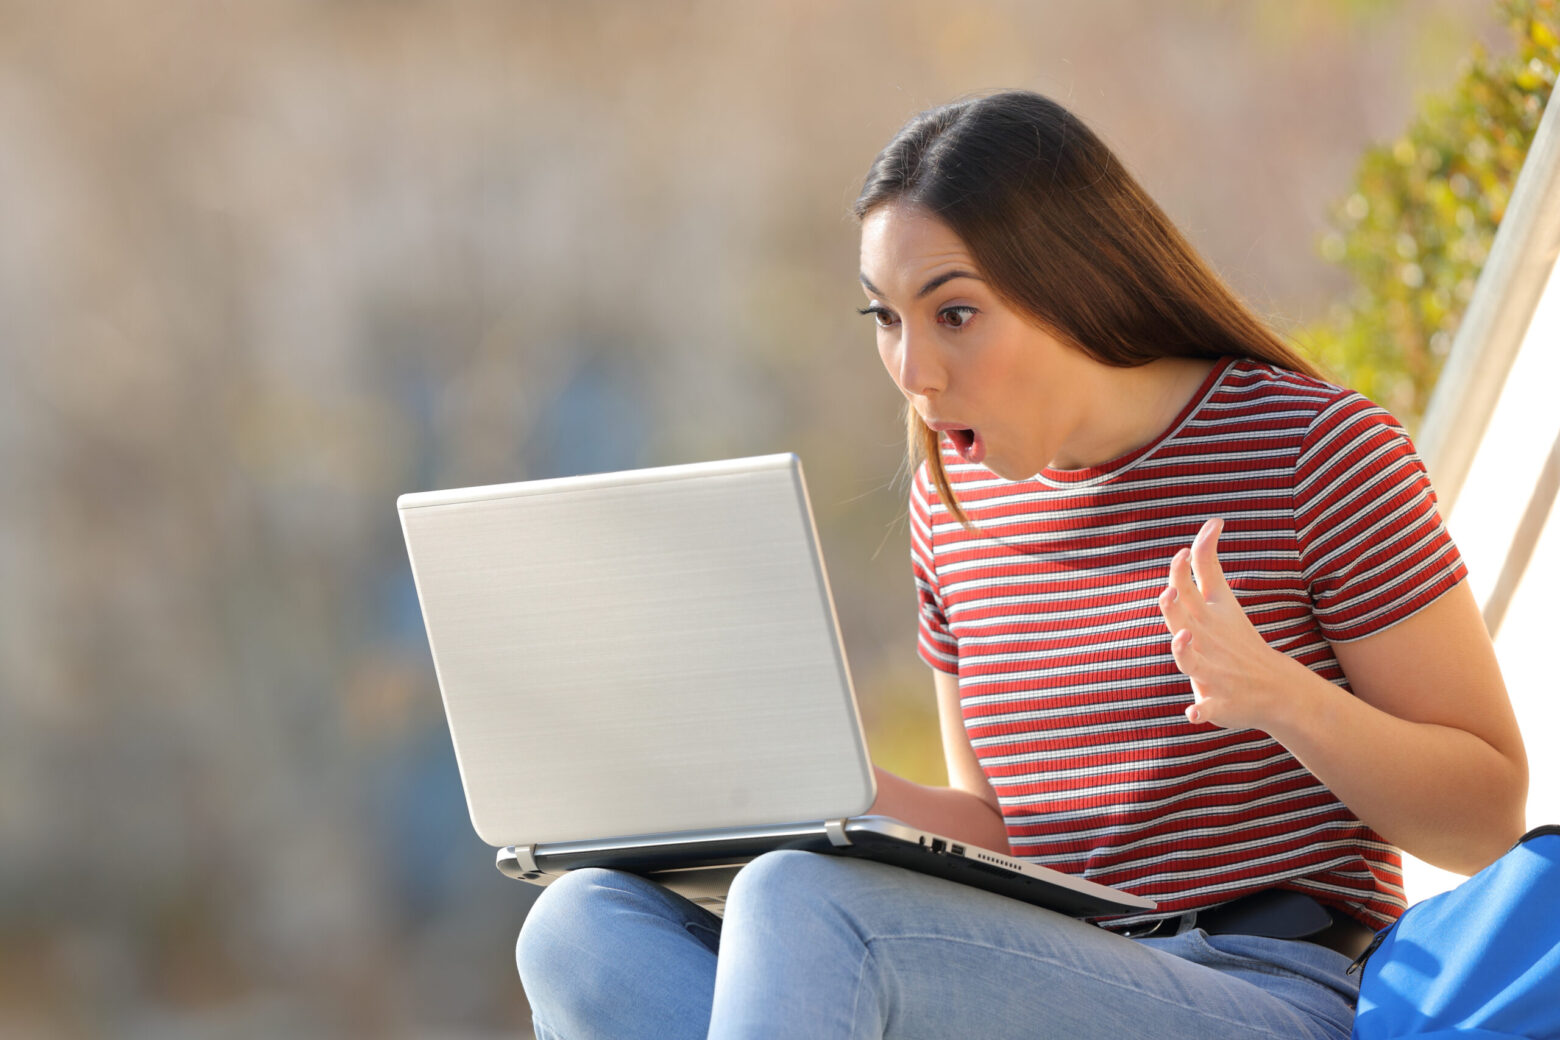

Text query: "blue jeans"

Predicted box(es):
[516, 850, 1359, 1040]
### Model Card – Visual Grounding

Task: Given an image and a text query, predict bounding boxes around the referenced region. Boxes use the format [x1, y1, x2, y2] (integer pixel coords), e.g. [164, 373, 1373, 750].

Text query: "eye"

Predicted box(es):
[940, 306, 977, 329]
[856, 305, 899, 329]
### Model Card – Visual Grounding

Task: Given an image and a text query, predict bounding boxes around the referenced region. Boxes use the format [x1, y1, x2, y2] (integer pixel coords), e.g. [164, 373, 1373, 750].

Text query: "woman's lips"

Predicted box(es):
[950, 428, 985, 463]
[928, 421, 985, 464]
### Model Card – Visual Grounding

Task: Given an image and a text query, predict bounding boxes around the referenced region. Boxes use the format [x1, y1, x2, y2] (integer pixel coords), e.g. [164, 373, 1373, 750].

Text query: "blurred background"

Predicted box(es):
[0, 0, 1543, 1036]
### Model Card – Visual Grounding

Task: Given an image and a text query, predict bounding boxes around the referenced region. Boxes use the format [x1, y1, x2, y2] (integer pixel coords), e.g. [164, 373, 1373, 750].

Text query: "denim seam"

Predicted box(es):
[859, 933, 1341, 1040]
[847, 935, 874, 1040]
[682, 918, 721, 954]
[1184, 931, 1358, 1016]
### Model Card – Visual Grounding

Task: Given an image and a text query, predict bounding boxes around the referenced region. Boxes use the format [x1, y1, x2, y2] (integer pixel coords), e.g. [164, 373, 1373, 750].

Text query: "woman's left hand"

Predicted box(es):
[1156, 516, 1528, 871]
[1157, 517, 1290, 730]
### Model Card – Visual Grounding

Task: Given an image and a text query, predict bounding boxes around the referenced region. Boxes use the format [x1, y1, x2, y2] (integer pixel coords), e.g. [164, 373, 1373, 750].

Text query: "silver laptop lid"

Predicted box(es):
[398, 454, 876, 847]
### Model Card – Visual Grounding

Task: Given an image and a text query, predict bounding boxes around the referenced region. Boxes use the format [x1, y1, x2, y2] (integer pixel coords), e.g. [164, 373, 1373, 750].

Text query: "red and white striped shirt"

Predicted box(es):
[909, 358, 1465, 928]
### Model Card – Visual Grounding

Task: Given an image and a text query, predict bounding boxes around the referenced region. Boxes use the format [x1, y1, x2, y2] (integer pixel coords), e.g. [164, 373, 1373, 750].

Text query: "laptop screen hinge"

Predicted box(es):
[497, 844, 546, 880]
[824, 819, 851, 847]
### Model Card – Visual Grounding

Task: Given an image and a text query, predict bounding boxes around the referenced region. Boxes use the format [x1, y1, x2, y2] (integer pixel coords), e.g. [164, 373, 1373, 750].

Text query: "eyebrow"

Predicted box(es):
[859, 270, 983, 300]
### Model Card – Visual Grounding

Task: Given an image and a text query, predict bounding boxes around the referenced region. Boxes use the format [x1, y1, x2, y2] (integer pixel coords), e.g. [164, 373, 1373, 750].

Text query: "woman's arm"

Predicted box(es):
[869, 669, 1012, 853]
[1159, 518, 1529, 875]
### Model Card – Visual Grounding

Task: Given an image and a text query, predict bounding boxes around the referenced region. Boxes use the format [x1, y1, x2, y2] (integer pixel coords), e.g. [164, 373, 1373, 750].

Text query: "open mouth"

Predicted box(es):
[946, 427, 984, 463]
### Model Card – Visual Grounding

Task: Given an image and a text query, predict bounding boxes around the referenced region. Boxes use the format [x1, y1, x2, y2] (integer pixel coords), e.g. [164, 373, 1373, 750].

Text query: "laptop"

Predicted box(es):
[397, 453, 1154, 919]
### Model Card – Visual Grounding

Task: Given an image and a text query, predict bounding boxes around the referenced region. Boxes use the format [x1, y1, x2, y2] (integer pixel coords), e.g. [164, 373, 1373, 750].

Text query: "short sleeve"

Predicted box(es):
[1293, 392, 1467, 643]
[909, 463, 959, 673]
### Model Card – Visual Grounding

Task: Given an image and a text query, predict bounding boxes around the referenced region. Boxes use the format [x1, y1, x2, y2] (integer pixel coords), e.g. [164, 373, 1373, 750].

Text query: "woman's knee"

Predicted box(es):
[515, 868, 648, 985]
[516, 868, 722, 1038]
[725, 849, 869, 925]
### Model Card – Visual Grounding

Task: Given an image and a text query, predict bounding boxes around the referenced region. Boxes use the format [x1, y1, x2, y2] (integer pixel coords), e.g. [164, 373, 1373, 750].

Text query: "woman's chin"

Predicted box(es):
[983, 457, 1030, 482]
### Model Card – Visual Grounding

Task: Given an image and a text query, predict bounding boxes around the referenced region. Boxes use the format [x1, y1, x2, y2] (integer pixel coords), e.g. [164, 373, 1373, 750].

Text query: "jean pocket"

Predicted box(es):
[1189, 929, 1360, 1015]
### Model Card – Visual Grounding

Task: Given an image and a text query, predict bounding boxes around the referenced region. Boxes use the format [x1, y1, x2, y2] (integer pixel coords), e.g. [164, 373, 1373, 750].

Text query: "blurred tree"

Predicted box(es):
[1297, 0, 1560, 427]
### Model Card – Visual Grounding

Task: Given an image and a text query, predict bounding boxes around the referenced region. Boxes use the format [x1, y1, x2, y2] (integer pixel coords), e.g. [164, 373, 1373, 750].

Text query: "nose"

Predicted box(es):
[882, 326, 946, 399]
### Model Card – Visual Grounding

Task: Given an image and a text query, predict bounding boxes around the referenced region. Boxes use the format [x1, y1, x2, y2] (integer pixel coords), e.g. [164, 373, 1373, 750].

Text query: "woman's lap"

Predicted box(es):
[517, 866, 722, 1040]
[517, 850, 1358, 1040]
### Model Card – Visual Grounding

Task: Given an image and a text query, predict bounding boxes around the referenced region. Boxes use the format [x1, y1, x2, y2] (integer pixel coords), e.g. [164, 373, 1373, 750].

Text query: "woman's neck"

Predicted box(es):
[1049, 356, 1217, 472]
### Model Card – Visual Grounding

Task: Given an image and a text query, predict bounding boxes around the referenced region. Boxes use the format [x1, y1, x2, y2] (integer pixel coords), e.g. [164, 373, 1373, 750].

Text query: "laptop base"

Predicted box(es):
[497, 815, 1152, 919]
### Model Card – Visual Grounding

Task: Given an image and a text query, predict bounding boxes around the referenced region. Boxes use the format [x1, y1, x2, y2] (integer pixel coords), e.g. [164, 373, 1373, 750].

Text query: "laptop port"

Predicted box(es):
[931, 838, 947, 854]
[950, 844, 965, 856]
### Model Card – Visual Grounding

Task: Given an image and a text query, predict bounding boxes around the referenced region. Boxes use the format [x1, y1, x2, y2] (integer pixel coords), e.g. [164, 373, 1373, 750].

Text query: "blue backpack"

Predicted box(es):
[1350, 825, 1560, 1039]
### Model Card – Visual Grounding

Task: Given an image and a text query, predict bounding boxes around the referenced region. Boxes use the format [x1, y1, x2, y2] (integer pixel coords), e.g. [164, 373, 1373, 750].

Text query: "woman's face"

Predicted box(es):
[858, 202, 1088, 481]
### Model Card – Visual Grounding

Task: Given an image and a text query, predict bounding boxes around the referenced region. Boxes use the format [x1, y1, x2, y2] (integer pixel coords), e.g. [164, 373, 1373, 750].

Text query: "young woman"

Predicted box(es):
[514, 91, 1528, 1040]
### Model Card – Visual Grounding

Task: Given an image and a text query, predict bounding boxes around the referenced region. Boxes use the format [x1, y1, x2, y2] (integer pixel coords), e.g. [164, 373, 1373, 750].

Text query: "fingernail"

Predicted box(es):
[1163, 587, 1178, 603]
[1187, 705, 1201, 724]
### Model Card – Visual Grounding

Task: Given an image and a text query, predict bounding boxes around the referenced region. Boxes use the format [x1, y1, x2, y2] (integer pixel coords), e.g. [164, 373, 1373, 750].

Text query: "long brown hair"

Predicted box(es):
[854, 91, 1320, 527]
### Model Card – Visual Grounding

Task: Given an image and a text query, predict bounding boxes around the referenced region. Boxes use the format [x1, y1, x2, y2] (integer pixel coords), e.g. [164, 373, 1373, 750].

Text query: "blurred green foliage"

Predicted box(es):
[1297, 0, 1560, 428]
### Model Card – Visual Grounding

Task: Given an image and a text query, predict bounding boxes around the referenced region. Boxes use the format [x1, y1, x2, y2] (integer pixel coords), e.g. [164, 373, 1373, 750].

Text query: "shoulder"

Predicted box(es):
[1293, 391, 1425, 500]
[1300, 390, 1412, 457]
[1210, 359, 1354, 419]
[1163, 360, 1358, 476]
[1207, 360, 1416, 461]
[1181, 359, 1356, 452]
